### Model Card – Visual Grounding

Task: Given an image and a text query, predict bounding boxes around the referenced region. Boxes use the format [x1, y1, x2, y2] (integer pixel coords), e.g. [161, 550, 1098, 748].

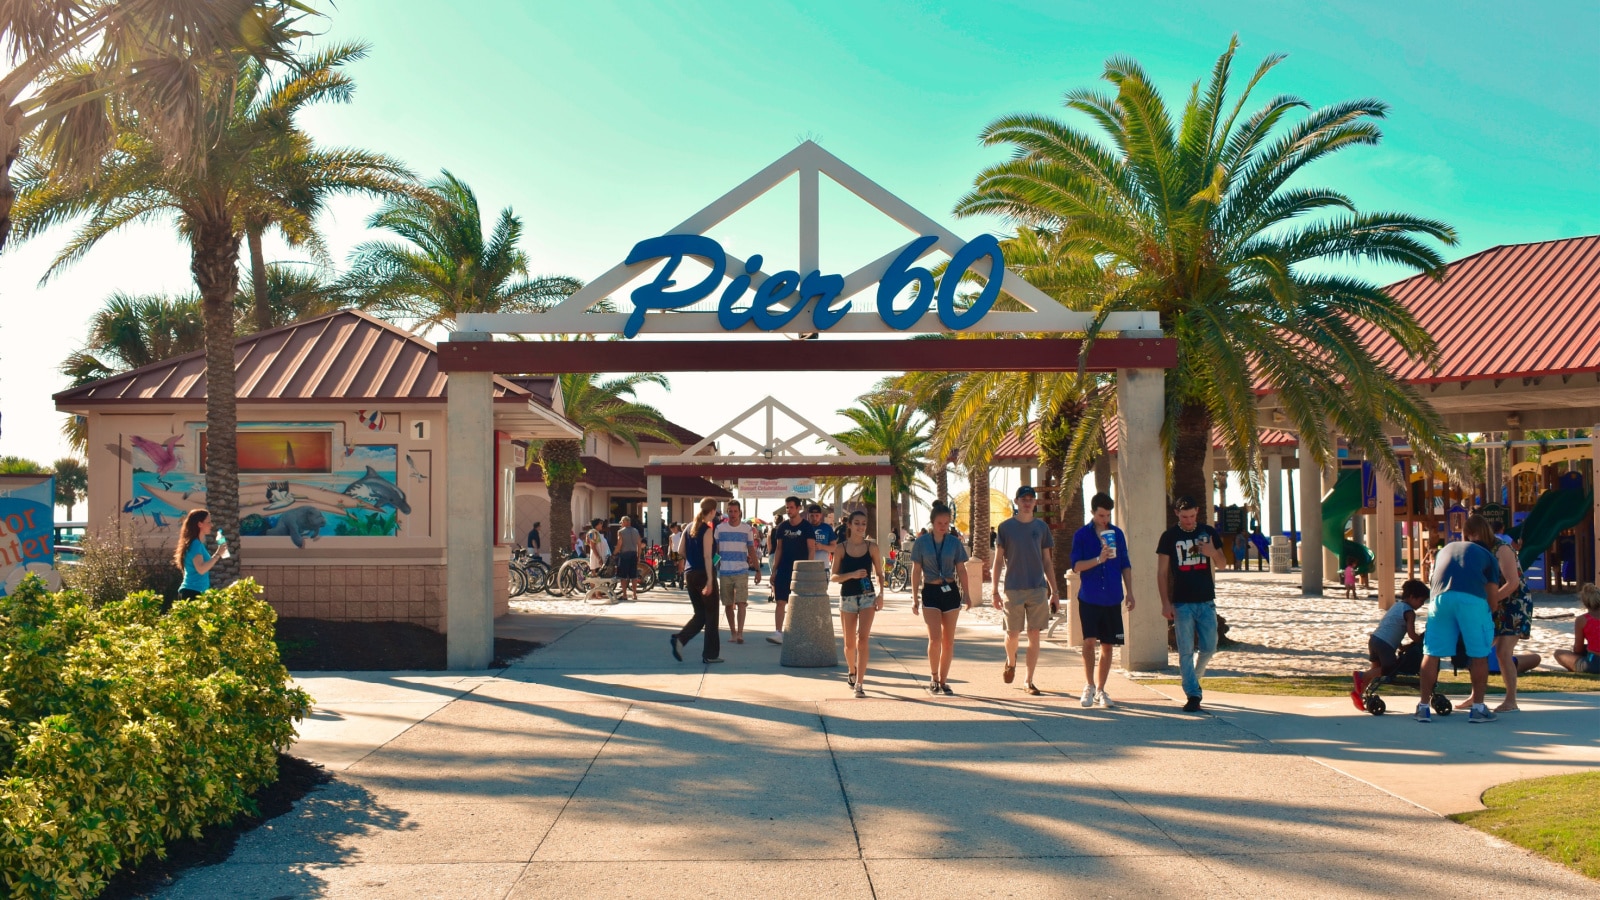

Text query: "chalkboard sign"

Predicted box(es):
[1478, 503, 1509, 532]
[1219, 505, 1248, 535]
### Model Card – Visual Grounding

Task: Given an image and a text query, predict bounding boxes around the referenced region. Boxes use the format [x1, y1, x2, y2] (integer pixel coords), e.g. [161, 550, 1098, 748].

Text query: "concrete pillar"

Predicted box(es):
[1267, 453, 1283, 539]
[646, 473, 663, 547]
[1299, 451, 1323, 595]
[875, 474, 892, 554]
[1323, 460, 1340, 584]
[446, 361, 495, 669]
[1375, 469, 1396, 609]
[1113, 348, 1166, 672]
[1203, 451, 1216, 525]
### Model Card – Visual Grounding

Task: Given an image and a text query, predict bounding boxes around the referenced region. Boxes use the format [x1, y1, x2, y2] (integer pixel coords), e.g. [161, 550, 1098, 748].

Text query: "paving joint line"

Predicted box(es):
[817, 701, 879, 900]
[520, 700, 634, 867]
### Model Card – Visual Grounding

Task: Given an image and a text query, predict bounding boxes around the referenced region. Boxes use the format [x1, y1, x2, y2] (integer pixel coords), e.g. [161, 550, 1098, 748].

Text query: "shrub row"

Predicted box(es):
[0, 578, 311, 898]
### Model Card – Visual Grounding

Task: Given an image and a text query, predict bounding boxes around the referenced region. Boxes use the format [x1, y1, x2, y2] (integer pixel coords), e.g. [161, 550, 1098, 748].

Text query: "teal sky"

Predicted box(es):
[4, 0, 1598, 496]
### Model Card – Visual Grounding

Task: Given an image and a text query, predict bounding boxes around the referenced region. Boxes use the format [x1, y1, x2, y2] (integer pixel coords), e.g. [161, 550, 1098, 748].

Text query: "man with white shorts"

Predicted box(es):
[992, 485, 1059, 695]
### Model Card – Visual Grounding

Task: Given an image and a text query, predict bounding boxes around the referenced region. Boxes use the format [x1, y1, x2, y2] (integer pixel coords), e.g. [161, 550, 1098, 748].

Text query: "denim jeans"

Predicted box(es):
[1173, 601, 1218, 698]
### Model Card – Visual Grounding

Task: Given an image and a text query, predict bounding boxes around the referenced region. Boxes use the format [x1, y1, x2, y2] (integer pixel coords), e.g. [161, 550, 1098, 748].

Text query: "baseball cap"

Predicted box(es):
[1015, 485, 1037, 499]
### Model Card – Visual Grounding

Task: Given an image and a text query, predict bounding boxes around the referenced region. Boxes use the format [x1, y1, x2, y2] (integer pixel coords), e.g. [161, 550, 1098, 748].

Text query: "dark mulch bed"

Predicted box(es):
[100, 754, 328, 899]
[274, 618, 540, 670]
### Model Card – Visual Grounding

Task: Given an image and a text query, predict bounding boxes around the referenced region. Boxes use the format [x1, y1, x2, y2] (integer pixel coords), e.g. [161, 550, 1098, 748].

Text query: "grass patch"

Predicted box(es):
[1143, 670, 1600, 697]
[1450, 772, 1600, 880]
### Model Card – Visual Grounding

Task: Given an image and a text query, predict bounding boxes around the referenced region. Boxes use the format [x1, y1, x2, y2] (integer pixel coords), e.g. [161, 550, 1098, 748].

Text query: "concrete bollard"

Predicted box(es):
[781, 560, 838, 667]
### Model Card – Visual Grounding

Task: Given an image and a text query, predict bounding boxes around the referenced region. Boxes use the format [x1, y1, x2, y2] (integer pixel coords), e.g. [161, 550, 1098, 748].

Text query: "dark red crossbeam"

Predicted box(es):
[646, 464, 895, 477]
[438, 337, 1176, 373]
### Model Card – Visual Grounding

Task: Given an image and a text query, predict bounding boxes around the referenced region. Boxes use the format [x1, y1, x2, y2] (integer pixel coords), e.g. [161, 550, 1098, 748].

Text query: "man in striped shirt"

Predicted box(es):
[716, 500, 762, 644]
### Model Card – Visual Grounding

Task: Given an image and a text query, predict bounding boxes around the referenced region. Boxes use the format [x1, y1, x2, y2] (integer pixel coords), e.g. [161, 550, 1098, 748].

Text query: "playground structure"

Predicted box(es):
[1313, 442, 1594, 598]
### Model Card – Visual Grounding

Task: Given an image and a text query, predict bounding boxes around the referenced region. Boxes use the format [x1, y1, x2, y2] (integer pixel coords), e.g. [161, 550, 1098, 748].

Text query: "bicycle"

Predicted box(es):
[886, 549, 911, 592]
[510, 547, 550, 595]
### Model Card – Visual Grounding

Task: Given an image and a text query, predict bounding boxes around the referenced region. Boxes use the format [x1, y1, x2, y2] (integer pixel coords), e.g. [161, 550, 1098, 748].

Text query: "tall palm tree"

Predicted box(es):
[52, 456, 88, 519]
[535, 372, 674, 565]
[0, 0, 312, 252]
[954, 37, 1465, 511]
[15, 44, 399, 580]
[831, 398, 931, 537]
[239, 261, 351, 329]
[343, 171, 581, 333]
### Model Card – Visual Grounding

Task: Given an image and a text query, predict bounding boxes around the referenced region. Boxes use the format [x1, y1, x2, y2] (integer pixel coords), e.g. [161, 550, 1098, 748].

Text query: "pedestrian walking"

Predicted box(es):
[831, 510, 885, 697]
[807, 503, 836, 566]
[1416, 515, 1510, 723]
[766, 496, 815, 645]
[716, 500, 761, 643]
[174, 508, 224, 601]
[1070, 492, 1134, 708]
[909, 501, 970, 695]
[615, 516, 642, 601]
[992, 485, 1058, 695]
[671, 499, 723, 664]
[1489, 522, 1532, 712]
[527, 521, 542, 557]
[1157, 496, 1225, 712]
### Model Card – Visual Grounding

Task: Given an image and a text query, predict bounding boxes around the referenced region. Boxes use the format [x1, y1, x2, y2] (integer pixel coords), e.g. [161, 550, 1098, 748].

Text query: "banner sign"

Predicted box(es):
[737, 477, 817, 499]
[622, 233, 1004, 338]
[0, 475, 58, 596]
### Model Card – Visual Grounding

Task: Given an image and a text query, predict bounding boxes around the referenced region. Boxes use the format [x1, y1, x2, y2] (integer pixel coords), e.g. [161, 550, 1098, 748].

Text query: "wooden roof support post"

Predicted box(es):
[1116, 333, 1168, 672]
[1300, 449, 1324, 596]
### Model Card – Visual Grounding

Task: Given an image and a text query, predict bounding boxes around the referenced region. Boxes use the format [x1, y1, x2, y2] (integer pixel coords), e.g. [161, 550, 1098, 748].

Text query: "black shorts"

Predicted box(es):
[1368, 636, 1399, 676]
[616, 551, 638, 578]
[921, 582, 962, 612]
[773, 567, 793, 602]
[178, 588, 202, 600]
[1079, 601, 1124, 645]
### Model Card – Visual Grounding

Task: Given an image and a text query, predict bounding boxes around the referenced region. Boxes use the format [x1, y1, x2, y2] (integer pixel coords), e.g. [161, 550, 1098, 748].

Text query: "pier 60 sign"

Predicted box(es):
[620, 233, 1004, 338]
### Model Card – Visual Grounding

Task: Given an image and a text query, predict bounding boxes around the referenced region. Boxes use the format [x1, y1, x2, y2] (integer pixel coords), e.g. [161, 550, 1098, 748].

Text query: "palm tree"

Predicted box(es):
[15, 44, 399, 580]
[239, 261, 351, 329]
[535, 372, 674, 564]
[52, 456, 88, 519]
[954, 37, 1465, 512]
[831, 398, 931, 537]
[0, 1, 311, 252]
[343, 171, 581, 333]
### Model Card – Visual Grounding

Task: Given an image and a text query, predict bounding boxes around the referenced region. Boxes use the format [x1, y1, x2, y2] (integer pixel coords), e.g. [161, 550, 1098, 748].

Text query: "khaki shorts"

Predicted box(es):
[1003, 587, 1052, 633]
[721, 574, 750, 606]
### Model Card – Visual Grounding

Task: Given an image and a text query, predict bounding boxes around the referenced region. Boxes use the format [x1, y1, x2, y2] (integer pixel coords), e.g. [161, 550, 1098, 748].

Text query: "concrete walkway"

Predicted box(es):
[161, 589, 1599, 899]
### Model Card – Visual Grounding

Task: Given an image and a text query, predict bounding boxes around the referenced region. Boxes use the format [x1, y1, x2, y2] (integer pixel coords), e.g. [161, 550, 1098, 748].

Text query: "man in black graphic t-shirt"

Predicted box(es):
[1156, 496, 1226, 712]
[767, 496, 816, 646]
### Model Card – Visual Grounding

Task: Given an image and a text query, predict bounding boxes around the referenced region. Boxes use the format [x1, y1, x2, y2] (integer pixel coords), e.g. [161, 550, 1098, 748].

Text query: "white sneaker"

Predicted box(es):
[1079, 684, 1095, 708]
[766, 631, 783, 645]
[1095, 689, 1113, 708]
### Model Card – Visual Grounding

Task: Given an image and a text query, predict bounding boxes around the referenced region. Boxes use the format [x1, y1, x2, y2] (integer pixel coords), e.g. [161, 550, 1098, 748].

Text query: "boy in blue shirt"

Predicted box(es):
[1070, 493, 1134, 708]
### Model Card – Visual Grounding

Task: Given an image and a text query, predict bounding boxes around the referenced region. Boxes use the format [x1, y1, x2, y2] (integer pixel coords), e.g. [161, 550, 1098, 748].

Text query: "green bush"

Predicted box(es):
[59, 517, 182, 606]
[0, 577, 311, 898]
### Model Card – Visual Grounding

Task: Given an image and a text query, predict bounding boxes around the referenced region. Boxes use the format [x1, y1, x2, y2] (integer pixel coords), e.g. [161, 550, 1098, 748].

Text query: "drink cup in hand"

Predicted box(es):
[1101, 531, 1117, 559]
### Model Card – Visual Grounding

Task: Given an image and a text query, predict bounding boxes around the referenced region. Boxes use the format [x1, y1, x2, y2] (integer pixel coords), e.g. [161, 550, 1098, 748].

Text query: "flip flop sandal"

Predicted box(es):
[1026, 683, 1042, 696]
[1003, 664, 1016, 684]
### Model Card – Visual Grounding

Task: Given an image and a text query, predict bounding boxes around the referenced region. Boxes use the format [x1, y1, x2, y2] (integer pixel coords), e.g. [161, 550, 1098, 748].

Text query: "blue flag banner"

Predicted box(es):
[0, 475, 58, 596]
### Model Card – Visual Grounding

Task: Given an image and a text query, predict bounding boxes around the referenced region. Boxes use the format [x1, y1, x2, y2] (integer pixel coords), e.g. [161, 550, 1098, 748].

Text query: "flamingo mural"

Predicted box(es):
[129, 435, 184, 490]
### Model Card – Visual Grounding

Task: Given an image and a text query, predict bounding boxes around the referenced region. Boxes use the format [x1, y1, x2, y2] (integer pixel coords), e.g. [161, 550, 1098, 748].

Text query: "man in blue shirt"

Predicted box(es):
[767, 496, 816, 645]
[1070, 493, 1135, 708]
[806, 503, 836, 566]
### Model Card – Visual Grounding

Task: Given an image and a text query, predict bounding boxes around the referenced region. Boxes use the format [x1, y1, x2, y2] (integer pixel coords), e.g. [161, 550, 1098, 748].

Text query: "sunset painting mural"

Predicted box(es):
[128, 424, 410, 545]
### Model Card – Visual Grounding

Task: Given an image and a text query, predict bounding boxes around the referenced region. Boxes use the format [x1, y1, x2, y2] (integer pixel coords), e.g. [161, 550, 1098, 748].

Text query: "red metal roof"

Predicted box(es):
[54, 310, 537, 406]
[1367, 235, 1600, 383]
[515, 457, 732, 498]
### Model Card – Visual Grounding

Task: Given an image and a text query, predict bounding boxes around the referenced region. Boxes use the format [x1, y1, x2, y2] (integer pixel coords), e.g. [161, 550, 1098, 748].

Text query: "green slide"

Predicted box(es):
[1516, 487, 1594, 571]
[1322, 468, 1374, 574]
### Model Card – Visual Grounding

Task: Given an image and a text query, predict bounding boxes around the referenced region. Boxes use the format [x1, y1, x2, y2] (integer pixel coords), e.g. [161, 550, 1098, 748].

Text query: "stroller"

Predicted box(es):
[1360, 631, 1456, 717]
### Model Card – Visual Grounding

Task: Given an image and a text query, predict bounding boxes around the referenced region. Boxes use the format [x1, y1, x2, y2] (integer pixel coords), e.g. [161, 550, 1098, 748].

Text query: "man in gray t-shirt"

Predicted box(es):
[991, 486, 1059, 693]
[615, 517, 642, 601]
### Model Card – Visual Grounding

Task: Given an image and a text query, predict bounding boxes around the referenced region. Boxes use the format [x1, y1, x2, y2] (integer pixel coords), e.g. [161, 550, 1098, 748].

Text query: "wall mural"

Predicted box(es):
[127, 424, 410, 547]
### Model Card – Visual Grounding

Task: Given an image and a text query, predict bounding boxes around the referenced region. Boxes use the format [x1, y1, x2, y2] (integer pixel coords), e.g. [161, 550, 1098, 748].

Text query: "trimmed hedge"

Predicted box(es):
[0, 578, 311, 898]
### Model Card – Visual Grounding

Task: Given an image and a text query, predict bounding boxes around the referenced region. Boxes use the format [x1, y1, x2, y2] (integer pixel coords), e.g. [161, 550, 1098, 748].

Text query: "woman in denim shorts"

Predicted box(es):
[830, 510, 885, 698]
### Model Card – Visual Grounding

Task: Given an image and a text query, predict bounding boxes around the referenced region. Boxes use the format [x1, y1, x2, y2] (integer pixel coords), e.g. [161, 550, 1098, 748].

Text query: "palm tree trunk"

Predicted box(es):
[972, 464, 991, 564]
[540, 438, 583, 565]
[0, 131, 17, 253]
[248, 225, 272, 333]
[1172, 401, 1212, 525]
[935, 462, 949, 507]
[193, 215, 243, 583]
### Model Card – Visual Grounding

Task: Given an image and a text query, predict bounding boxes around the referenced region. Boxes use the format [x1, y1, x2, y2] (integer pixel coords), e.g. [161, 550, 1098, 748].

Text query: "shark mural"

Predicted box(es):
[128, 435, 408, 544]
